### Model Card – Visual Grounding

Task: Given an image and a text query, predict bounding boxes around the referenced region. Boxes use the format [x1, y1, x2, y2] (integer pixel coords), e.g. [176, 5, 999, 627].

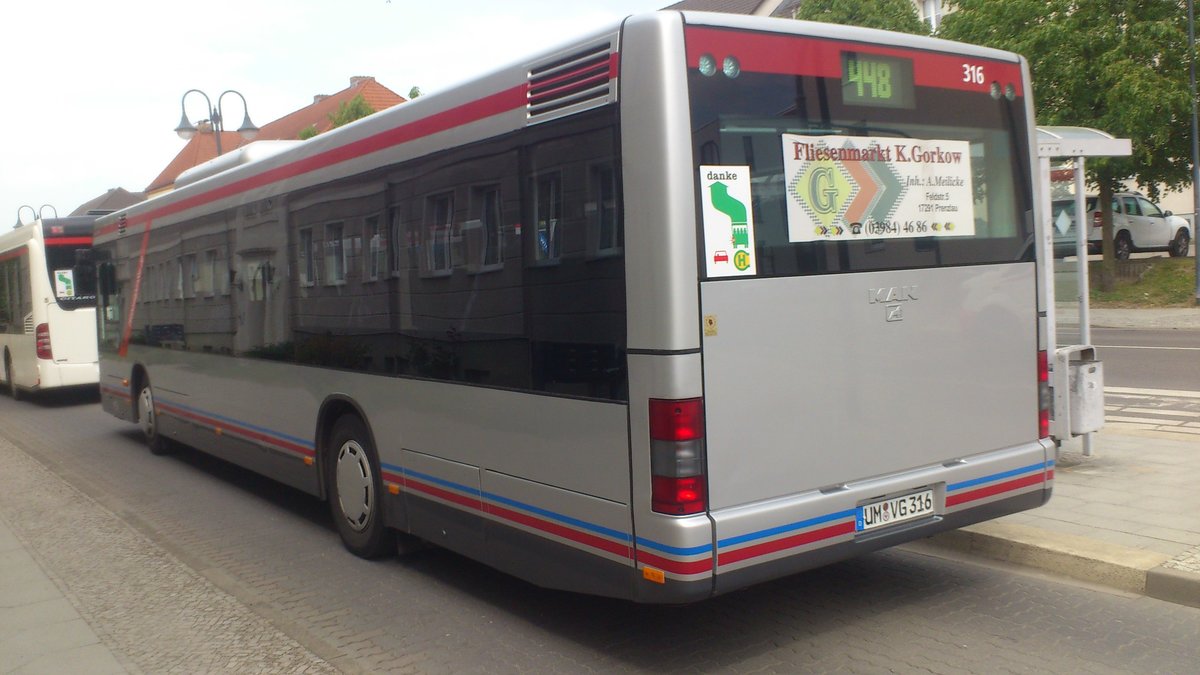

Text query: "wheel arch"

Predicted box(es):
[130, 364, 149, 422]
[314, 394, 378, 501]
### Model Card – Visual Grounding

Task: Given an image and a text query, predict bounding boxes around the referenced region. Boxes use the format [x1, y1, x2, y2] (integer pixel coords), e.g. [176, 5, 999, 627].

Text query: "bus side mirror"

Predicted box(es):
[98, 263, 117, 296]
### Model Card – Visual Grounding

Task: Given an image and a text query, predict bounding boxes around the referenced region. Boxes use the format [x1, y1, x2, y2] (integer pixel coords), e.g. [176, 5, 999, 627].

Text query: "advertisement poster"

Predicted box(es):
[699, 165, 757, 278]
[55, 270, 75, 298]
[781, 134, 975, 243]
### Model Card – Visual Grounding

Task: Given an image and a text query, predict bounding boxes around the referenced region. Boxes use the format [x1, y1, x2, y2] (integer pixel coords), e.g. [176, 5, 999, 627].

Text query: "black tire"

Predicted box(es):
[326, 414, 393, 559]
[136, 380, 171, 455]
[1114, 232, 1132, 260]
[5, 354, 21, 401]
[1169, 228, 1191, 258]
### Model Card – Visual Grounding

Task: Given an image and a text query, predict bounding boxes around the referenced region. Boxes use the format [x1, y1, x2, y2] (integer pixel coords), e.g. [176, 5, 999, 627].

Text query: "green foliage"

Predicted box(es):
[940, 0, 1192, 199]
[1089, 257, 1197, 307]
[329, 94, 376, 129]
[793, 0, 929, 35]
[408, 86, 422, 99]
[298, 125, 318, 140]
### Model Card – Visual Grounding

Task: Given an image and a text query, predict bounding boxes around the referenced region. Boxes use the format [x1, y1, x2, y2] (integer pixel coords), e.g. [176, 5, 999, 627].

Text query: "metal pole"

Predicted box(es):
[1074, 156, 1092, 456]
[1189, 0, 1199, 304]
[1075, 157, 1091, 345]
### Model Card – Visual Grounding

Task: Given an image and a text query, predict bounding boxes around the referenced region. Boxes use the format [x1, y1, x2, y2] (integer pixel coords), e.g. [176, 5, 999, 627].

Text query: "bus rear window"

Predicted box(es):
[44, 242, 97, 309]
[688, 31, 1035, 279]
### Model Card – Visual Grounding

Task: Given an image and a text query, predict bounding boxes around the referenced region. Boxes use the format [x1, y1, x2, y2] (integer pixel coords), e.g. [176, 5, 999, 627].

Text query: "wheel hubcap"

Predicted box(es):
[335, 441, 374, 532]
[139, 388, 156, 439]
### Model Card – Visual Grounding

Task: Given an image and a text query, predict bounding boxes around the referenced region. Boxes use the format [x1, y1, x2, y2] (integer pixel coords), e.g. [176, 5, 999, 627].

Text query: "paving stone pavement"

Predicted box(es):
[0, 435, 338, 674]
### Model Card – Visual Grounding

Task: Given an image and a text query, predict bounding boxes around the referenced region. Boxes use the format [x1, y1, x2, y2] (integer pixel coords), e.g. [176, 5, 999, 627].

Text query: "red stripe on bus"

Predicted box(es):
[486, 502, 633, 560]
[155, 401, 315, 458]
[0, 248, 26, 263]
[636, 549, 713, 576]
[717, 520, 855, 567]
[45, 237, 93, 246]
[684, 26, 1024, 96]
[97, 83, 533, 239]
[406, 478, 484, 511]
[946, 472, 1045, 507]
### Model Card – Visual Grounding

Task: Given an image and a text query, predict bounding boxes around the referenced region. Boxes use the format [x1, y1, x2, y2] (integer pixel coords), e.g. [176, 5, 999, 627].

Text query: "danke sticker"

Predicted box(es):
[700, 165, 756, 278]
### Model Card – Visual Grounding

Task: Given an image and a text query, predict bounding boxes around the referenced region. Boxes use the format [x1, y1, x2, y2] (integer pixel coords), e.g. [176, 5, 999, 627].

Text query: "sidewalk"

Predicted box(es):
[915, 302, 1200, 608]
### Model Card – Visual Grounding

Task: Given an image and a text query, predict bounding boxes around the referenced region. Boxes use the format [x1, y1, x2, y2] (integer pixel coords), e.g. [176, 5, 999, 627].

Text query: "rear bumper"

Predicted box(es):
[36, 361, 99, 389]
[707, 439, 1054, 597]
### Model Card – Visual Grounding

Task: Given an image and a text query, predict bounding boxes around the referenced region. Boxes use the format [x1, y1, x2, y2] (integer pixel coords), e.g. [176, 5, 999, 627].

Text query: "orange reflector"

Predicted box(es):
[304, 457, 315, 466]
[642, 566, 666, 584]
[388, 484, 400, 495]
[121, 378, 129, 386]
[214, 427, 223, 436]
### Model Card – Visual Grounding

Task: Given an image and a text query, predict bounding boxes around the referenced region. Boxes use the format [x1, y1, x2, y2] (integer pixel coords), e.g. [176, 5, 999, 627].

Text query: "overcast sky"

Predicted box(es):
[0, 0, 670, 226]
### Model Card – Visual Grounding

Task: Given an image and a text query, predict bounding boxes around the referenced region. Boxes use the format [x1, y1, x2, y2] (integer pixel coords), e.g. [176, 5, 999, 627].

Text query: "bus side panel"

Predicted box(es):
[479, 470, 636, 598]
[399, 449, 487, 562]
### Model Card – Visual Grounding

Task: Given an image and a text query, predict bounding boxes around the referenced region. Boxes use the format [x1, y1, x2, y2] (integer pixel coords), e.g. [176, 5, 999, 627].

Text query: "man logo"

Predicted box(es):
[869, 285, 917, 322]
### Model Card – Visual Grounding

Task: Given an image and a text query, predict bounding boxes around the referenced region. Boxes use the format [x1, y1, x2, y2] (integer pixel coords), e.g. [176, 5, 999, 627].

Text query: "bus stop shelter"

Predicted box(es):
[1036, 126, 1132, 454]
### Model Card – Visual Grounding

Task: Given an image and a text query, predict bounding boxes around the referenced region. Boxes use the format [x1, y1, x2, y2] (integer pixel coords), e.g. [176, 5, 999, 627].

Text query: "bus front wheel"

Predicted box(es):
[137, 381, 171, 455]
[327, 414, 393, 559]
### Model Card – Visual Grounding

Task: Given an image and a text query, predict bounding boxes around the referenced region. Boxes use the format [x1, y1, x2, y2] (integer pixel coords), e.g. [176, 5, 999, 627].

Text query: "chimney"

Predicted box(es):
[313, 94, 330, 104]
[350, 76, 375, 87]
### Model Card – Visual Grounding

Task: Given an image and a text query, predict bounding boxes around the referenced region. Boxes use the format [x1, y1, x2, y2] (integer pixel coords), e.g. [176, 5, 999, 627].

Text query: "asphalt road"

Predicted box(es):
[3, 390, 1199, 673]
[1057, 326, 1200, 392]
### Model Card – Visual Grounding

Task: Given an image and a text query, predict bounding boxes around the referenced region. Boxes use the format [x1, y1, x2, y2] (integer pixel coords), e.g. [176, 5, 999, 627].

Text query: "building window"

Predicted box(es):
[197, 250, 216, 297]
[533, 172, 561, 261]
[922, 0, 943, 31]
[299, 228, 316, 286]
[467, 185, 503, 271]
[364, 215, 386, 281]
[424, 193, 453, 274]
[324, 222, 346, 284]
[591, 163, 620, 255]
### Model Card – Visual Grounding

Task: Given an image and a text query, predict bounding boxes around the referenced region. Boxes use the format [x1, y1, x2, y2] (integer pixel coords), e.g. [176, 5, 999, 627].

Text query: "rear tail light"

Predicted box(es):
[1037, 350, 1050, 438]
[36, 323, 52, 360]
[649, 398, 707, 515]
[1092, 211, 1102, 230]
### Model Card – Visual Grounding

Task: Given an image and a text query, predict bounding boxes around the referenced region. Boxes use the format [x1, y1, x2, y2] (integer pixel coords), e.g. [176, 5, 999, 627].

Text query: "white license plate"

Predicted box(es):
[856, 489, 935, 532]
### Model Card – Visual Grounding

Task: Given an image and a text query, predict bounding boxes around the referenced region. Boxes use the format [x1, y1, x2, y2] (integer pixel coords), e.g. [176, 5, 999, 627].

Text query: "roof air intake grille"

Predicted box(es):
[527, 41, 616, 125]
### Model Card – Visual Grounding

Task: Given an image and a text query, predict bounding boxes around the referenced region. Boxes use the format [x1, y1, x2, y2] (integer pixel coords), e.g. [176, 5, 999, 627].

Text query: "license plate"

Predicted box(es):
[856, 489, 935, 532]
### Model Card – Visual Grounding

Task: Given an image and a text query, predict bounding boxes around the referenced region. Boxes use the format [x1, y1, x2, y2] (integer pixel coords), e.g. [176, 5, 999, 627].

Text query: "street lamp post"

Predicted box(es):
[174, 89, 260, 156]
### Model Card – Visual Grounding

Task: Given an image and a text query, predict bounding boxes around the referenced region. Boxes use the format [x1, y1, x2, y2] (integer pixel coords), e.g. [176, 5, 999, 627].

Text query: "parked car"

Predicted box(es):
[1050, 192, 1191, 259]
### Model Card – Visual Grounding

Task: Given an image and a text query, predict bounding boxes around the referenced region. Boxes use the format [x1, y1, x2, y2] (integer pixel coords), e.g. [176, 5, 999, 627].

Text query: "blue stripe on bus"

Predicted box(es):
[634, 538, 713, 557]
[717, 509, 858, 549]
[946, 461, 1049, 493]
[158, 397, 315, 449]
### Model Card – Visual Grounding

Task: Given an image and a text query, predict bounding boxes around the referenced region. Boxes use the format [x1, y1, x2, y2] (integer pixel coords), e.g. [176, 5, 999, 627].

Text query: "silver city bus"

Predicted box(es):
[95, 11, 1052, 603]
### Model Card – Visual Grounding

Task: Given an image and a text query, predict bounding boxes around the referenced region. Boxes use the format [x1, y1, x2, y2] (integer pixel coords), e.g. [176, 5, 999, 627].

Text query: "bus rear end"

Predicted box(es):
[622, 13, 1052, 602]
[36, 218, 98, 389]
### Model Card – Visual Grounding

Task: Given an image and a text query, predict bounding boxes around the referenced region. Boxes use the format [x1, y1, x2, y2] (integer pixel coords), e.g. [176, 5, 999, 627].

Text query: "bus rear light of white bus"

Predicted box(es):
[36, 323, 52, 360]
[1037, 351, 1050, 438]
[649, 398, 707, 515]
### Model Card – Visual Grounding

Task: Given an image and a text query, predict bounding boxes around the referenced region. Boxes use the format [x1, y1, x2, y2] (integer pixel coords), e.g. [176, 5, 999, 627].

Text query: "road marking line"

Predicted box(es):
[1104, 415, 1185, 426]
[1106, 386, 1200, 399]
[1120, 407, 1200, 418]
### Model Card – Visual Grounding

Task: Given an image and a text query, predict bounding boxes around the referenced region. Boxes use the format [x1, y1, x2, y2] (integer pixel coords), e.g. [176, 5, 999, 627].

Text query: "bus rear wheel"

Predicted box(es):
[137, 381, 171, 455]
[327, 414, 393, 559]
[4, 354, 21, 401]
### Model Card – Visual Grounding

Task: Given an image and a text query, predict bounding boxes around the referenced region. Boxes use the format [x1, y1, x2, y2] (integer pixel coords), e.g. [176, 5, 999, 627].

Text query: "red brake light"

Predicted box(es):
[36, 323, 52, 360]
[649, 398, 704, 441]
[1092, 211, 1102, 229]
[649, 398, 708, 515]
[1037, 350, 1050, 438]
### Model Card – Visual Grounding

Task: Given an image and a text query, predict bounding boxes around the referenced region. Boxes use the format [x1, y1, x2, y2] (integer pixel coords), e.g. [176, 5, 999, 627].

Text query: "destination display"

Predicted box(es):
[841, 52, 914, 109]
[781, 134, 976, 243]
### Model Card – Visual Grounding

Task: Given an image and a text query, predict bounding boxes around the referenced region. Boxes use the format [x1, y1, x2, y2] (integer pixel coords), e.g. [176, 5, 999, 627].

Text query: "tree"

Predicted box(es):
[408, 86, 422, 99]
[940, 0, 1192, 289]
[329, 94, 377, 129]
[298, 94, 377, 141]
[793, 0, 929, 35]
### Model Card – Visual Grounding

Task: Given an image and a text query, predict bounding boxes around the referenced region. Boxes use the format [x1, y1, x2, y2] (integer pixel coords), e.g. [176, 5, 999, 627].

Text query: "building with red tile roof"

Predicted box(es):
[146, 76, 406, 196]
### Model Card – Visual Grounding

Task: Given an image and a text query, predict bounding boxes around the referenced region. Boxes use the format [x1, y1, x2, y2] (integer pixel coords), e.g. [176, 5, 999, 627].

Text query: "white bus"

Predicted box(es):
[1, 216, 99, 399]
[96, 11, 1053, 602]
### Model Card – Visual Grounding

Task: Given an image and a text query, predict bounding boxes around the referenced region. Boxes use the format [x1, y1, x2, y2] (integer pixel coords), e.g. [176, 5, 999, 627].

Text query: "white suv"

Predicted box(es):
[1051, 192, 1191, 259]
